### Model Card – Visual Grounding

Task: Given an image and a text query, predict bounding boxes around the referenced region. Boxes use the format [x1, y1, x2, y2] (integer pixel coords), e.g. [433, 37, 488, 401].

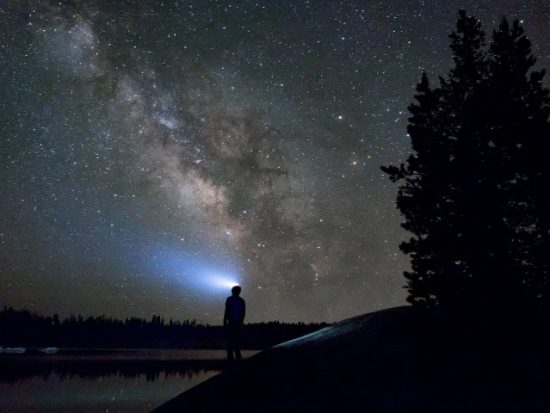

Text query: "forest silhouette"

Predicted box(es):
[383, 10, 550, 315]
[0, 306, 326, 349]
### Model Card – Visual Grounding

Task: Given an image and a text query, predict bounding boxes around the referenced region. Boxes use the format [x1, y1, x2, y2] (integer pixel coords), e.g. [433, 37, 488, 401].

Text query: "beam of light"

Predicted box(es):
[206, 274, 240, 290]
[146, 246, 242, 296]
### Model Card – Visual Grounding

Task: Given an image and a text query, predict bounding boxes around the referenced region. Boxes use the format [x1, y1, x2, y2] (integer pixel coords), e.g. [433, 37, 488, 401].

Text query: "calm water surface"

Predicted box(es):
[0, 349, 257, 413]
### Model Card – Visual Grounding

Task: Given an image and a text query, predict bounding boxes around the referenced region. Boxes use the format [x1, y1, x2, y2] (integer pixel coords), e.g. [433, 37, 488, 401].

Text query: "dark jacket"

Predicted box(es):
[224, 295, 246, 326]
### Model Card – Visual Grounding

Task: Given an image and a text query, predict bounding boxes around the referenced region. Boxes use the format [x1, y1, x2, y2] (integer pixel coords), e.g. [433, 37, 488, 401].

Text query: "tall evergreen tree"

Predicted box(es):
[383, 11, 550, 311]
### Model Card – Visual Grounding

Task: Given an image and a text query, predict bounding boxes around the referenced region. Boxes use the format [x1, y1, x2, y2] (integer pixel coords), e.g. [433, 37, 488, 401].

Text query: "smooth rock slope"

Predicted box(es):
[153, 306, 550, 413]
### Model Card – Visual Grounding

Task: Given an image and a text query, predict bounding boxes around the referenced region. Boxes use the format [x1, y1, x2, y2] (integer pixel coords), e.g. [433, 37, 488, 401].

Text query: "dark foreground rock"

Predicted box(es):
[153, 306, 550, 413]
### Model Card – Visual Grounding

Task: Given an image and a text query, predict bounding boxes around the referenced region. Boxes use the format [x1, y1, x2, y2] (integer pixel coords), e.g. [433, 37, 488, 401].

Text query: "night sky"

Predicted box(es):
[1, 1, 549, 323]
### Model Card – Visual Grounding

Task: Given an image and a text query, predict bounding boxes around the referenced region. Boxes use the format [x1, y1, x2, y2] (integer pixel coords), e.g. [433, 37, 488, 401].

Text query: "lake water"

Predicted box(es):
[0, 349, 258, 413]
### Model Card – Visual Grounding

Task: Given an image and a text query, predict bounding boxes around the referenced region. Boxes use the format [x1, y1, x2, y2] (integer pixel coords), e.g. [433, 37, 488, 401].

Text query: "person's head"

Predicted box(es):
[231, 285, 241, 296]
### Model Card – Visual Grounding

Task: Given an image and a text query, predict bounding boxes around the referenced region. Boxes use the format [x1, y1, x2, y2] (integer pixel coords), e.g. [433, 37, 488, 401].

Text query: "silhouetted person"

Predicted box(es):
[224, 285, 245, 361]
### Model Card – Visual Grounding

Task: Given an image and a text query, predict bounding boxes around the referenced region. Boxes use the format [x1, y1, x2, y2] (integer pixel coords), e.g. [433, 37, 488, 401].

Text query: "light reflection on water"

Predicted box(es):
[0, 370, 219, 413]
[0, 350, 257, 413]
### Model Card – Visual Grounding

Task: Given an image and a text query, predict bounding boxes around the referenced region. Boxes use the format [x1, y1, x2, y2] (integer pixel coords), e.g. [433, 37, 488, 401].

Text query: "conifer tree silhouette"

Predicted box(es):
[383, 11, 550, 311]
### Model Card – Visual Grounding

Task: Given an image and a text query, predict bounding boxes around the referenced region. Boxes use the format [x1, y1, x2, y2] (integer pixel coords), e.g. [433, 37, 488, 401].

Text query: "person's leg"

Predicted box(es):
[226, 327, 234, 360]
[235, 328, 242, 361]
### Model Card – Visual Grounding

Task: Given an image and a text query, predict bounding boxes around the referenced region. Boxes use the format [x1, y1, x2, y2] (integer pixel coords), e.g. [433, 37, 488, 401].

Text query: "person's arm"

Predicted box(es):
[223, 299, 229, 326]
[240, 300, 246, 324]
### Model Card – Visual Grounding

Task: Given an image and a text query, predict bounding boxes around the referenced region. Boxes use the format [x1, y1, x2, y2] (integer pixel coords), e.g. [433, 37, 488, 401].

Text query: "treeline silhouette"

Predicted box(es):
[0, 306, 327, 349]
[383, 10, 550, 314]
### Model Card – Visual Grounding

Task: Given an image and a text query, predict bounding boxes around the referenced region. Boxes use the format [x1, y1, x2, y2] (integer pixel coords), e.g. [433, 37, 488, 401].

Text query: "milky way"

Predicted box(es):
[1, 1, 550, 322]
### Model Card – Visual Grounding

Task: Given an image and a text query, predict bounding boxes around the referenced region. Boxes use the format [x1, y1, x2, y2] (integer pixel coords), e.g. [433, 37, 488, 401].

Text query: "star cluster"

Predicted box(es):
[1, 1, 549, 323]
